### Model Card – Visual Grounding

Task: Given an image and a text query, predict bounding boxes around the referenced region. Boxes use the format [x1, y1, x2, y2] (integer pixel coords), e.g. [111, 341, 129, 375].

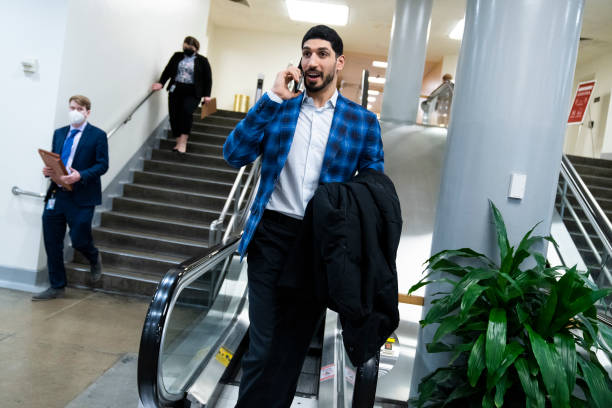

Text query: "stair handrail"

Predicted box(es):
[559, 154, 612, 285]
[107, 90, 155, 139]
[138, 234, 242, 408]
[11, 186, 45, 199]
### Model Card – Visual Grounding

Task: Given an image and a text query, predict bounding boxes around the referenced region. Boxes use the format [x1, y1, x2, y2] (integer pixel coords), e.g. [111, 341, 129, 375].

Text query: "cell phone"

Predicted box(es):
[292, 61, 304, 93]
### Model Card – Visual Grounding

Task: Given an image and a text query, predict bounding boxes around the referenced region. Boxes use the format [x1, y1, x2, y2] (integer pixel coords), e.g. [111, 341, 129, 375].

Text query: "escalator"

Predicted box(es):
[137, 233, 383, 407]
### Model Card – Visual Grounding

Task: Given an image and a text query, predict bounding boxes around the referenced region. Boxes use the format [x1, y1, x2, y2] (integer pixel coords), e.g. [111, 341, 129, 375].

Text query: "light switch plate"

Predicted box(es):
[508, 173, 526, 200]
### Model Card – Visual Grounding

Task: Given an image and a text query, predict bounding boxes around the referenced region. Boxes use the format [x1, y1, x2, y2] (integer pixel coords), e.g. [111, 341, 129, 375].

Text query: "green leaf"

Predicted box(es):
[549, 289, 611, 333]
[577, 358, 612, 408]
[486, 341, 524, 390]
[432, 315, 464, 343]
[554, 333, 576, 395]
[498, 271, 524, 300]
[489, 200, 510, 264]
[482, 392, 496, 408]
[485, 308, 506, 375]
[516, 303, 530, 325]
[515, 358, 545, 408]
[442, 383, 477, 406]
[535, 286, 558, 336]
[597, 320, 612, 353]
[460, 283, 486, 319]
[494, 373, 512, 408]
[526, 325, 570, 408]
[468, 333, 485, 387]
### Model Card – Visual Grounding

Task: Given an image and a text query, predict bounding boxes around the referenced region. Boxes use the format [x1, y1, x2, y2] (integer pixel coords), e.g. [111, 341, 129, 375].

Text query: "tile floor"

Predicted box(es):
[0, 287, 149, 408]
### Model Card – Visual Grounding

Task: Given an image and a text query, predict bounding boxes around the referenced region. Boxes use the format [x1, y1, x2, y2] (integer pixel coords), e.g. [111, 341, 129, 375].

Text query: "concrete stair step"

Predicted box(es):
[158, 139, 223, 156]
[192, 122, 234, 136]
[66, 263, 161, 297]
[568, 155, 612, 169]
[151, 149, 229, 169]
[186, 131, 228, 146]
[573, 163, 612, 179]
[101, 211, 210, 242]
[132, 171, 233, 196]
[199, 109, 246, 119]
[578, 174, 612, 191]
[143, 159, 238, 183]
[74, 245, 185, 276]
[93, 227, 208, 259]
[194, 113, 241, 127]
[66, 263, 213, 300]
[123, 183, 227, 211]
[111, 196, 220, 225]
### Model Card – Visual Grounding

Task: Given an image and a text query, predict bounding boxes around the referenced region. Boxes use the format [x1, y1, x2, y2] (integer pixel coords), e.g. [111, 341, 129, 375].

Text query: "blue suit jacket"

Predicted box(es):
[46, 123, 109, 206]
[224, 92, 384, 256]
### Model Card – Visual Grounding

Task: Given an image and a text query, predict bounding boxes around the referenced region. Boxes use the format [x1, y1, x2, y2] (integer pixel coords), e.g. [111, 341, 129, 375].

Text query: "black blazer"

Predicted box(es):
[283, 169, 402, 366]
[159, 52, 212, 98]
[45, 123, 109, 206]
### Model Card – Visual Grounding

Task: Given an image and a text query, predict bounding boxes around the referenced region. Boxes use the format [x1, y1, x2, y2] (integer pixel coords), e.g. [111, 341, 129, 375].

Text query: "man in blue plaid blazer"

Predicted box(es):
[224, 25, 384, 407]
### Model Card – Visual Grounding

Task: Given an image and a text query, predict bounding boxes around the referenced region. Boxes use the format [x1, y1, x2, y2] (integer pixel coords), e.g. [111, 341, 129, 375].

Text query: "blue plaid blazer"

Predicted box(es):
[224, 92, 384, 256]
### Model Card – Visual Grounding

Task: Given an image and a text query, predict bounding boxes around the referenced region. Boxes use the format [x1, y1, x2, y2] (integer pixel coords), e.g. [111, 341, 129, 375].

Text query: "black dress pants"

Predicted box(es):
[236, 211, 325, 408]
[42, 190, 98, 288]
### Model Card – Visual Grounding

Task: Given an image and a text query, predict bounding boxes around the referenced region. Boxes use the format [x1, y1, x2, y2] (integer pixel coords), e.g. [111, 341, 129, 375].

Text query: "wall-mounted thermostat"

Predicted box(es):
[22, 59, 38, 73]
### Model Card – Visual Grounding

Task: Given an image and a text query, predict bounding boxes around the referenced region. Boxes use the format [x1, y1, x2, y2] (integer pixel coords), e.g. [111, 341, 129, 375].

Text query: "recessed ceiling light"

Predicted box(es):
[372, 60, 388, 68]
[369, 77, 386, 84]
[285, 0, 349, 26]
[367, 90, 380, 96]
[367, 96, 376, 102]
[449, 18, 464, 40]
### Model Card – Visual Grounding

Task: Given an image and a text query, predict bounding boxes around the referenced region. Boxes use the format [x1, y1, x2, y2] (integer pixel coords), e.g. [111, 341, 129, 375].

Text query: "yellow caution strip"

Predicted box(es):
[215, 346, 233, 367]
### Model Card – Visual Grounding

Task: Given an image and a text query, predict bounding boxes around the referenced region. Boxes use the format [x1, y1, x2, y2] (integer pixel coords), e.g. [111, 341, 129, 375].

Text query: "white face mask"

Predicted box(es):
[69, 109, 86, 125]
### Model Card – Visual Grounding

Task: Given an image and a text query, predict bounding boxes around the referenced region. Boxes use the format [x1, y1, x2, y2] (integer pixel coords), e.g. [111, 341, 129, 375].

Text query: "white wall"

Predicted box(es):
[55, 0, 211, 189]
[563, 52, 612, 157]
[0, 0, 70, 289]
[207, 25, 302, 110]
[0, 0, 211, 291]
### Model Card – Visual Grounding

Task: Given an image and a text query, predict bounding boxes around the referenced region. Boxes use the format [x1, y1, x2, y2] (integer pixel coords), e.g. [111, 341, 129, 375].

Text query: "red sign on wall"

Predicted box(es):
[568, 80, 596, 125]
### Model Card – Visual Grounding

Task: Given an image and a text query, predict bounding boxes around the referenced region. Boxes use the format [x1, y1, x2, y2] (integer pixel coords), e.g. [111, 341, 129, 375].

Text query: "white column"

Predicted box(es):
[381, 0, 433, 124]
[410, 0, 585, 396]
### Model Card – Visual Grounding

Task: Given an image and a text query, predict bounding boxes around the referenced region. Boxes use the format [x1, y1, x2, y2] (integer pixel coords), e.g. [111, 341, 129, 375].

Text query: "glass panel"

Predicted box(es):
[159, 251, 248, 396]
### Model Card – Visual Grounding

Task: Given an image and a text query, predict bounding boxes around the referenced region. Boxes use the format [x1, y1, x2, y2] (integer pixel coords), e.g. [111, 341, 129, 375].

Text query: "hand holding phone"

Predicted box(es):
[271, 64, 303, 100]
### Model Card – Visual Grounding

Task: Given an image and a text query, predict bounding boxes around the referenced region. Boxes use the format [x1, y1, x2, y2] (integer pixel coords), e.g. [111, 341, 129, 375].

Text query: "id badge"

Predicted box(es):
[46, 198, 56, 210]
[169, 84, 176, 93]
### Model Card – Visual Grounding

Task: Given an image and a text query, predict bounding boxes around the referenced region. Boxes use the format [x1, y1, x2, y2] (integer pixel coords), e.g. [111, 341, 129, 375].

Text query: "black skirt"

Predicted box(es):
[168, 83, 199, 137]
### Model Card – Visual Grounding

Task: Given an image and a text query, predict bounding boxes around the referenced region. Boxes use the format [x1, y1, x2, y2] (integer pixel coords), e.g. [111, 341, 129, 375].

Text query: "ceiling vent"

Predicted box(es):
[228, 0, 250, 6]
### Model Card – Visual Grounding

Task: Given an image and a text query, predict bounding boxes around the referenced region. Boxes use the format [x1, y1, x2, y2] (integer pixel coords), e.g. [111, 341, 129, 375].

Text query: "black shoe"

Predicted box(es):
[32, 287, 66, 301]
[91, 255, 102, 283]
[172, 147, 179, 153]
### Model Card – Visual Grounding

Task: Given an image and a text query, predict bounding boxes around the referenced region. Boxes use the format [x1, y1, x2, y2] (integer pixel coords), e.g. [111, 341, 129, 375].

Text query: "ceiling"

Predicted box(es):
[210, 0, 612, 65]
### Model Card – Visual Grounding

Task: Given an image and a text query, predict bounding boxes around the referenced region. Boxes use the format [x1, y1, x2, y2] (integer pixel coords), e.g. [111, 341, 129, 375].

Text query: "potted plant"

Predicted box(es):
[409, 201, 612, 407]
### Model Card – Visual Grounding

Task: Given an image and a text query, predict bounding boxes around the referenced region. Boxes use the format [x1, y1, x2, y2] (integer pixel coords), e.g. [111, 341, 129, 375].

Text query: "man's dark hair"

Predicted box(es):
[301, 25, 343, 57]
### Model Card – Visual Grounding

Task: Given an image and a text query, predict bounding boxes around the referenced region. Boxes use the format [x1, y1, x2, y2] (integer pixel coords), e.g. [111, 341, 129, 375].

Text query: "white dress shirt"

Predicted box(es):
[64, 121, 87, 173]
[266, 90, 338, 219]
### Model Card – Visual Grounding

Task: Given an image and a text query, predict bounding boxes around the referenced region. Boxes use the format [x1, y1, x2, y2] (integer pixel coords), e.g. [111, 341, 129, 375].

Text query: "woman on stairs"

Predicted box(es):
[152, 36, 213, 154]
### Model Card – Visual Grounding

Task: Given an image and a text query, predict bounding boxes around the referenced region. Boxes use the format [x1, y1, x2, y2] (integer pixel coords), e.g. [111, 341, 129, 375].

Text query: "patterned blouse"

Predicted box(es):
[175, 54, 196, 84]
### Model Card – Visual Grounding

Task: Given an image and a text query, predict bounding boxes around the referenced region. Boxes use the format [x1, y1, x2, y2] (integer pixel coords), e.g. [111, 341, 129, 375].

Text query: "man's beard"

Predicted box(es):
[304, 70, 335, 93]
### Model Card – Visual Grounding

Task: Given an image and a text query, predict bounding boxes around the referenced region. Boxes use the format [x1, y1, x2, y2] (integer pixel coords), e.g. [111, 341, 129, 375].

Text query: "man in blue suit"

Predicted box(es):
[33, 95, 109, 301]
[224, 25, 384, 407]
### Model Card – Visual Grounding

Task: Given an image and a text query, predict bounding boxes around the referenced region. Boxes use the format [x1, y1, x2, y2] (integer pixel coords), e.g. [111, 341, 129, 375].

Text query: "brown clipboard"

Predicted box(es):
[38, 149, 73, 191]
[200, 97, 217, 119]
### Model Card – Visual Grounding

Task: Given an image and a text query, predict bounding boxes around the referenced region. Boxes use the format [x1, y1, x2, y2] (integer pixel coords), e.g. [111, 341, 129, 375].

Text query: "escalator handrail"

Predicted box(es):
[137, 235, 241, 408]
[560, 155, 612, 258]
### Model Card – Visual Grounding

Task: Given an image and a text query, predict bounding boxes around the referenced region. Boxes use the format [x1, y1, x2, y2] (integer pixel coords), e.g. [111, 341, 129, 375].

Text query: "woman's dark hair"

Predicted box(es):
[183, 36, 200, 51]
[301, 25, 343, 57]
